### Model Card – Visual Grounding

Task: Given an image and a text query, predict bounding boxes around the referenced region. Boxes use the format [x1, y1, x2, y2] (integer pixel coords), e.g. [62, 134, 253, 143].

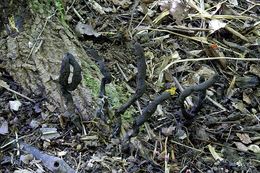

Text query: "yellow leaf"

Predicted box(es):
[165, 87, 176, 96]
[208, 144, 223, 161]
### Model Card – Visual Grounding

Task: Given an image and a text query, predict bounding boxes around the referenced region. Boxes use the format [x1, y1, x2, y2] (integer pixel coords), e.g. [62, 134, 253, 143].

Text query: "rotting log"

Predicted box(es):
[0, 5, 101, 121]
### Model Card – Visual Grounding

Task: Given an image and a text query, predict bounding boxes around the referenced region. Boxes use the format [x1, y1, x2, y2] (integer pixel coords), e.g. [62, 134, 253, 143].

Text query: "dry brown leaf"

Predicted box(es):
[162, 125, 175, 136]
[249, 64, 260, 78]
[208, 19, 226, 34]
[158, 0, 186, 24]
[242, 92, 251, 105]
[236, 133, 252, 144]
[112, 0, 132, 9]
[234, 142, 248, 152]
[0, 118, 8, 135]
[208, 144, 223, 161]
[248, 144, 260, 153]
[75, 22, 101, 37]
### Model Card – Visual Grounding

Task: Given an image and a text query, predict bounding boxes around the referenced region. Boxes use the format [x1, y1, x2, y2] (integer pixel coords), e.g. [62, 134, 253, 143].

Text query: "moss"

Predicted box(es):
[106, 83, 136, 123]
[29, 0, 66, 25]
[82, 61, 136, 123]
[82, 63, 100, 98]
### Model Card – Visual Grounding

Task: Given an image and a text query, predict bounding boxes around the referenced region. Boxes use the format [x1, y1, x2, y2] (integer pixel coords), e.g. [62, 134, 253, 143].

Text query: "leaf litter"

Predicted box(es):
[1, 0, 260, 172]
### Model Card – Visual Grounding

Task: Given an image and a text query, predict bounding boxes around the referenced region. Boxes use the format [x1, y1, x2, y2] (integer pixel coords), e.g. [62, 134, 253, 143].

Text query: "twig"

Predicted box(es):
[163, 57, 260, 71]
[128, 0, 140, 36]
[26, 13, 55, 62]
[66, 0, 77, 14]
[116, 63, 129, 81]
[170, 140, 203, 153]
[206, 95, 226, 111]
[75, 152, 82, 173]
[72, 7, 85, 23]
[0, 80, 35, 103]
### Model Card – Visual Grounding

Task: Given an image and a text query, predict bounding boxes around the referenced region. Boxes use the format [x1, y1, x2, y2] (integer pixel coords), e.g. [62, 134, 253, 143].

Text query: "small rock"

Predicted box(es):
[9, 100, 22, 111]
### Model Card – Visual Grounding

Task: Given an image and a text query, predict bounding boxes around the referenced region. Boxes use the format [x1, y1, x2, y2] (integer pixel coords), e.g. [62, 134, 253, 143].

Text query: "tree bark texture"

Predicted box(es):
[0, 10, 100, 120]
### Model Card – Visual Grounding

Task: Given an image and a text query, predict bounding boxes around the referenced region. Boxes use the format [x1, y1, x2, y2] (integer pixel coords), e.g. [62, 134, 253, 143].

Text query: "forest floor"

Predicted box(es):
[1, 0, 260, 172]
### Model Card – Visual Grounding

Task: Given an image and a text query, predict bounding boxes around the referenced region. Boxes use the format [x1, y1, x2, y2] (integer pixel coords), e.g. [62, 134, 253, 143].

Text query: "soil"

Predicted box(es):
[0, 0, 260, 173]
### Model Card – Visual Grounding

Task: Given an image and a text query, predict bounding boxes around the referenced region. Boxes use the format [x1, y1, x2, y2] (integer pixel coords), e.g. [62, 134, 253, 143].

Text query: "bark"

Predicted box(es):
[0, 7, 100, 120]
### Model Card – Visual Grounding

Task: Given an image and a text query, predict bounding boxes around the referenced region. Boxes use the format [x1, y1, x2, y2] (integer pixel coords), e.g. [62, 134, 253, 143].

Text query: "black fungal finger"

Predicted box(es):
[122, 92, 171, 142]
[192, 76, 206, 114]
[59, 53, 82, 91]
[134, 42, 147, 98]
[179, 74, 220, 119]
[58, 53, 82, 129]
[85, 48, 111, 97]
[113, 43, 147, 136]
[85, 48, 112, 122]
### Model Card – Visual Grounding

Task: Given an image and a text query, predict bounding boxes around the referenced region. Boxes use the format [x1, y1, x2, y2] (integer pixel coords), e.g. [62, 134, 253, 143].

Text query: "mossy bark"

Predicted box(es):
[0, 7, 101, 120]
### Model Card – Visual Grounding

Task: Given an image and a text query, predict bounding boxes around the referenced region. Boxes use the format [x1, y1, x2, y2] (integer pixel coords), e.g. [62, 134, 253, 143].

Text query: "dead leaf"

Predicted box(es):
[195, 126, 209, 141]
[176, 128, 187, 140]
[249, 64, 260, 78]
[9, 100, 22, 111]
[232, 100, 247, 113]
[89, 0, 105, 14]
[226, 76, 236, 99]
[208, 144, 223, 161]
[248, 144, 260, 153]
[236, 133, 252, 144]
[40, 127, 60, 140]
[0, 80, 9, 89]
[242, 92, 251, 105]
[158, 0, 186, 24]
[234, 142, 248, 152]
[75, 22, 101, 37]
[20, 154, 34, 164]
[228, 0, 238, 6]
[209, 19, 226, 34]
[0, 118, 8, 135]
[14, 169, 32, 173]
[162, 125, 175, 136]
[112, 0, 132, 9]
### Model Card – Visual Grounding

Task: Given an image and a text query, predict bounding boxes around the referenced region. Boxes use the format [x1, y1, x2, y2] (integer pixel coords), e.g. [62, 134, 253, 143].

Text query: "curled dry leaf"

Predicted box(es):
[89, 0, 105, 14]
[112, 0, 132, 9]
[14, 169, 32, 173]
[242, 92, 251, 105]
[234, 142, 248, 152]
[161, 125, 175, 136]
[248, 144, 260, 154]
[208, 19, 227, 34]
[40, 127, 61, 140]
[208, 144, 223, 161]
[0, 118, 8, 135]
[158, 0, 186, 23]
[249, 64, 260, 78]
[236, 133, 252, 144]
[228, 0, 238, 6]
[75, 22, 101, 37]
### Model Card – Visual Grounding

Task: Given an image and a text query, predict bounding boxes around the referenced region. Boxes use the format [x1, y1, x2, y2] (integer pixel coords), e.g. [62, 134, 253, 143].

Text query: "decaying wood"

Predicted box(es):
[0, 13, 100, 120]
